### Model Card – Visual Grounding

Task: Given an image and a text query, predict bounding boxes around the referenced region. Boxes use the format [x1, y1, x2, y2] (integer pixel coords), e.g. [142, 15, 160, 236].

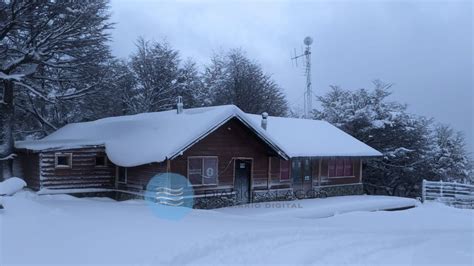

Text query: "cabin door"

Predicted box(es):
[234, 159, 252, 204]
[292, 158, 312, 199]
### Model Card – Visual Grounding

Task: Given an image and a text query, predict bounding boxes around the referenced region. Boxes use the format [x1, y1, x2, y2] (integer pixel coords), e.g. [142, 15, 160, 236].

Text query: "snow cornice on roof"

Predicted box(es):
[15, 104, 381, 167]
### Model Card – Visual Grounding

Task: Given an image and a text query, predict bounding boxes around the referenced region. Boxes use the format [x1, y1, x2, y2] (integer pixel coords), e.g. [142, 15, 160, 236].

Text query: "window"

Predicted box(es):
[280, 159, 290, 181]
[336, 159, 344, 176]
[117, 167, 127, 184]
[328, 159, 336, 177]
[95, 155, 107, 167]
[344, 159, 353, 176]
[328, 159, 354, 178]
[55, 153, 72, 168]
[187, 157, 218, 186]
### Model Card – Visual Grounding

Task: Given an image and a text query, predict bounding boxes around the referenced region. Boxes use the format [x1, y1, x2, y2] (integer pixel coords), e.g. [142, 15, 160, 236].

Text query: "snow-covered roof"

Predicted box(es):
[15, 105, 381, 167]
[246, 114, 382, 158]
[15, 105, 286, 167]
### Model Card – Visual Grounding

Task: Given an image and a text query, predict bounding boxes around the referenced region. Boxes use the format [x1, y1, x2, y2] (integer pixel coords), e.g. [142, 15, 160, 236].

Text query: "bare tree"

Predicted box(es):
[0, 0, 112, 179]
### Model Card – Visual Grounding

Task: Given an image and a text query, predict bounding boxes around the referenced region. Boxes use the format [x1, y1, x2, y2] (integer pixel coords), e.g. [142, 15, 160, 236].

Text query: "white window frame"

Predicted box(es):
[187, 156, 219, 186]
[54, 152, 72, 169]
[94, 154, 108, 167]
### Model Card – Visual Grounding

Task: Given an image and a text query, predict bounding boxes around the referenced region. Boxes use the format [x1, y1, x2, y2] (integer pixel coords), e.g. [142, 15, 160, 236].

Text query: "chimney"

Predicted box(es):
[261, 112, 268, 130]
[176, 96, 183, 114]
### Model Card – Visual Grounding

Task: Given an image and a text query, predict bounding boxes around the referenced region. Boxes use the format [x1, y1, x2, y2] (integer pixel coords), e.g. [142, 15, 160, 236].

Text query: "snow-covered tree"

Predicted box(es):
[0, 0, 112, 179]
[71, 59, 136, 121]
[117, 38, 204, 113]
[175, 59, 206, 108]
[430, 125, 472, 183]
[314, 80, 472, 197]
[203, 49, 288, 116]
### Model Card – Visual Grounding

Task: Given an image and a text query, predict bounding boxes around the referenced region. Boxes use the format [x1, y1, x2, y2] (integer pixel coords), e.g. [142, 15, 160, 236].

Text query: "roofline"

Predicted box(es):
[14, 144, 105, 153]
[235, 116, 289, 160]
[289, 155, 382, 159]
[168, 114, 289, 160]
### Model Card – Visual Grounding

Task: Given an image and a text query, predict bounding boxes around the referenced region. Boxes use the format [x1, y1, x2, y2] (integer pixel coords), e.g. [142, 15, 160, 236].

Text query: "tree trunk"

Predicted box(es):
[0, 80, 15, 181]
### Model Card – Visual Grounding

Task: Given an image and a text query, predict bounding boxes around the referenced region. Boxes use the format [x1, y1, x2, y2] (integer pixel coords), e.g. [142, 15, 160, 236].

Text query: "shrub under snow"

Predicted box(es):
[0, 177, 27, 196]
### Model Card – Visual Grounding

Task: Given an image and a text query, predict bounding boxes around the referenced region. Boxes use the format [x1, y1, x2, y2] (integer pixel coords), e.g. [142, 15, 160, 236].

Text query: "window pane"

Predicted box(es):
[188, 158, 202, 185]
[336, 159, 344, 176]
[328, 159, 336, 177]
[56, 155, 71, 167]
[344, 159, 353, 176]
[280, 159, 290, 181]
[57, 156, 68, 166]
[95, 156, 106, 166]
[203, 157, 218, 185]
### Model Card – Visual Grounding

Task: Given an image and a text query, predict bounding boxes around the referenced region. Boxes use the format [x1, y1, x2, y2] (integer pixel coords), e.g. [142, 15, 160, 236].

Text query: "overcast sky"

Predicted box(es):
[110, 0, 473, 153]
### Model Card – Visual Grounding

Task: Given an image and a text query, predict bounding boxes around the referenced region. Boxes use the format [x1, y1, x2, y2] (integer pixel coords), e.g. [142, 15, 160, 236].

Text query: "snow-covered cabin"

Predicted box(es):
[14, 104, 381, 208]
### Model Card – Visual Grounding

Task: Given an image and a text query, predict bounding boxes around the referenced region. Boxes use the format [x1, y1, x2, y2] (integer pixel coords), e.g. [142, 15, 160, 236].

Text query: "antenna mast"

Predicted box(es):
[291, 36, 313, 118]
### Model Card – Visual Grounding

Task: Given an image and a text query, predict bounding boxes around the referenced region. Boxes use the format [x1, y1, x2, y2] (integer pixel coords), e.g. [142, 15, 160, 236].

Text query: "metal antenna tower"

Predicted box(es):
[291, 36, 313, 118]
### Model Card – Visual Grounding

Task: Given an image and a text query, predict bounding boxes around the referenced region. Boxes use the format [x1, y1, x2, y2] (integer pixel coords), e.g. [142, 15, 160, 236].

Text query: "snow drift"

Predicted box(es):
[0, 177, 26, 196]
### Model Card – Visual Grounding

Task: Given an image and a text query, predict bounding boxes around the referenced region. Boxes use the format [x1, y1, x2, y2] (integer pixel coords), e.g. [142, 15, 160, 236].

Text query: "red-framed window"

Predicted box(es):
[328, 159, 336, 177]
[344, 159, 353, 176]
[280, 159, 290, 181]
[188, 157, 218, 186]
[328, 159, 354, 178]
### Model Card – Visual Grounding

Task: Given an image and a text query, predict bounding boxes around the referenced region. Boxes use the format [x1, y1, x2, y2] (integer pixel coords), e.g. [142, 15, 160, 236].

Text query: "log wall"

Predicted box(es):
[39, 147, 115, 190]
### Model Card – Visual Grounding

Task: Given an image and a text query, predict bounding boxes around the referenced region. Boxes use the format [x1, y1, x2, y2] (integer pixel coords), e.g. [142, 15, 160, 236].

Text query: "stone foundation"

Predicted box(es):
[193, 194, 236, 209]
[252, 189, 294, 203]
[318, 183, 364, 197]
[57, 191, 117, 199]
[114, 191, 143, 201]
[60, 183, 364, 209]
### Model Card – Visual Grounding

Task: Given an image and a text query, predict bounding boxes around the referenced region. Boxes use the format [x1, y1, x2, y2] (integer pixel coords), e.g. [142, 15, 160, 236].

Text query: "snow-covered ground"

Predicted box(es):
[1, 192, 472, 265]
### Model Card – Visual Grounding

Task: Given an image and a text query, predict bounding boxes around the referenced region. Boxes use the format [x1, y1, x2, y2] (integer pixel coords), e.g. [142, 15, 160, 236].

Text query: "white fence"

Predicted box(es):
[422, 180, 474, 209]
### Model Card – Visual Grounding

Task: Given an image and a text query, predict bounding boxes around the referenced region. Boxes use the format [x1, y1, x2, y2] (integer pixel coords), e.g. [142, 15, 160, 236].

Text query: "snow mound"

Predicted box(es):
[1, 193, 472, 265]
[0, 177, 27, 196]
[218, 195, 419, 218]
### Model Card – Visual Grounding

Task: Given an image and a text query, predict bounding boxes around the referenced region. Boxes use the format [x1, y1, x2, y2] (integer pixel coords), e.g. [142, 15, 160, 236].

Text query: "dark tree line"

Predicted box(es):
[314, 81, 473, 197]
[76, 42, 289, 122]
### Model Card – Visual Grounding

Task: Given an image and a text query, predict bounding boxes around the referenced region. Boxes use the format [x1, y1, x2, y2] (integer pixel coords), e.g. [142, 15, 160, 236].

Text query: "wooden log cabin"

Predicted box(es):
[14, 104, 381, 208]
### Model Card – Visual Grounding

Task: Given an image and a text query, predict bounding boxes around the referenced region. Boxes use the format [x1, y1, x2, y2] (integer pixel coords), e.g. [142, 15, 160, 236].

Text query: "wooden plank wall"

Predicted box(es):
[170, 118, 278, 194]
[268, 157, 291, 190]
[120, 162, 167, 191]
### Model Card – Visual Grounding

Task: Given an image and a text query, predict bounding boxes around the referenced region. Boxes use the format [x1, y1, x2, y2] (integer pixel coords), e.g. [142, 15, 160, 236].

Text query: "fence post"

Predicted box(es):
[440, 180, 443, 199]
[422, 179, 426, 203]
